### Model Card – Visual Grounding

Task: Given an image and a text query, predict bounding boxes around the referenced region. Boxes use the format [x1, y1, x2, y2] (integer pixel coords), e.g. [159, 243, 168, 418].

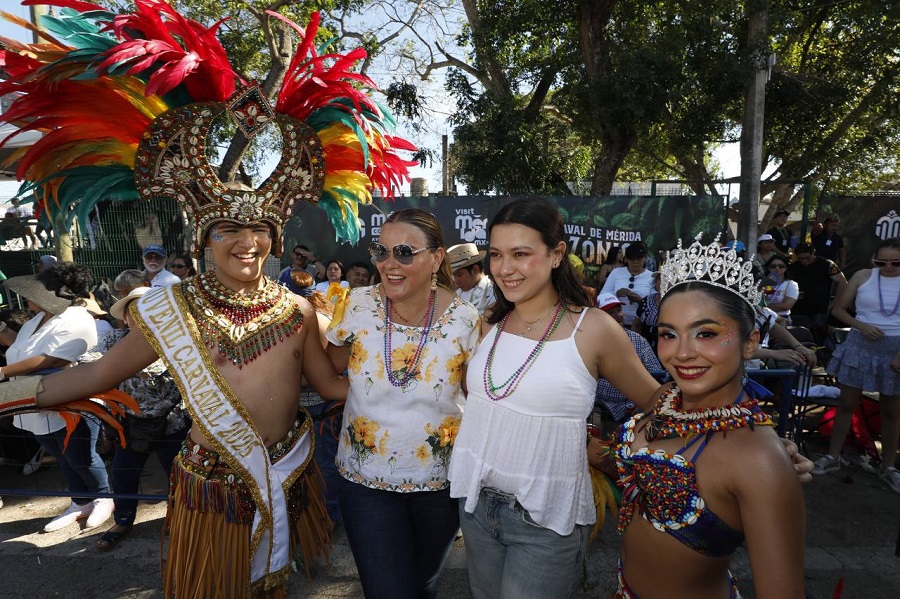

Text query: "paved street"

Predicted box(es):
[1, 438, 897, 598]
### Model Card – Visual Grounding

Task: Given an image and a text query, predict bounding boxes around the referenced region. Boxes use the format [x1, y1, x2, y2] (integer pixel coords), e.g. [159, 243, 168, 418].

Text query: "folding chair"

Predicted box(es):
[789, 364, 838, 455]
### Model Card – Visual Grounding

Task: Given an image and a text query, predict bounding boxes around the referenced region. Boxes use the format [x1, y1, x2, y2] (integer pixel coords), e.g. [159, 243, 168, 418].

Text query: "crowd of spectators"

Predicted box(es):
[0, 209, 896, 599]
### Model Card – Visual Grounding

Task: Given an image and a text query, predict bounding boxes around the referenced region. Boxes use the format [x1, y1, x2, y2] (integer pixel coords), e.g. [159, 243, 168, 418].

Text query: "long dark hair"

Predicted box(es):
[383, 208, 453, 289]
[486, 197, 594, 324]
[37, 262, 93, 306]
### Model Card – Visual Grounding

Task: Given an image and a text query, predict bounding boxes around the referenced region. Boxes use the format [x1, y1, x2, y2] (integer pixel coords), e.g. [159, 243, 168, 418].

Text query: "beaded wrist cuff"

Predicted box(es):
[0, 376, 43, 417]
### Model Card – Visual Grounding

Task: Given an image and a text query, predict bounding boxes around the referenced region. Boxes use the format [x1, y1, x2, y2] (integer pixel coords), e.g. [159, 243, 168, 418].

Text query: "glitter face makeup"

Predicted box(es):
[657, 292, 754, 408]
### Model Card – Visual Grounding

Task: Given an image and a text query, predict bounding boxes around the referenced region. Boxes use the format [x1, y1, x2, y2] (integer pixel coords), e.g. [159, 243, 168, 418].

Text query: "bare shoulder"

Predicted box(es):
[576, 306, 625, 338]
[717, 426, 797, 492]
[848, 268, 872, 285]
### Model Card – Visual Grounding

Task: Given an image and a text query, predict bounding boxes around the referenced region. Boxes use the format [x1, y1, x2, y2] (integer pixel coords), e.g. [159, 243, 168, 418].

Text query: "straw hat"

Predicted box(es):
[3, 274, 72, 315]
[110, 286, 152, 321]
[83, 293, 107, 316]
[446, 243, 486, 273]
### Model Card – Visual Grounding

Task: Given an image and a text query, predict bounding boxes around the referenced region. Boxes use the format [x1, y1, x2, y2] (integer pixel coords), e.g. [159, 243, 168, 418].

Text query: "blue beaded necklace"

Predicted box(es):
[383, 287, 438, 388]
[483, 302, 564, 401]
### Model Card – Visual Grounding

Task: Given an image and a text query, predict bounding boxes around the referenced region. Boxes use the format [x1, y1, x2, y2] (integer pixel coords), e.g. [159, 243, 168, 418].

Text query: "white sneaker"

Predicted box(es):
[812, 454, 842, 475]
[879, 467, 900, 495]
[846, 454, 878, 474]
[43, 501, 93, 532]
[22, 449, 45, 476]
[85, 498, 115, 529]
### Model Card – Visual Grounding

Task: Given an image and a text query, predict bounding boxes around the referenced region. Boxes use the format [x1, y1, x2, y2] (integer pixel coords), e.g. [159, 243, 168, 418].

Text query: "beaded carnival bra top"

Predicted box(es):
[181, 272, 304, 367]
[614, 386, 774, 557]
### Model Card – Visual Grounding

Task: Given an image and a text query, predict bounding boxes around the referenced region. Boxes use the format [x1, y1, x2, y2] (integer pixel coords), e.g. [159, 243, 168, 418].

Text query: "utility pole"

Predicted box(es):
[441, 134, 450, 196]
[738, 1, 769, 250]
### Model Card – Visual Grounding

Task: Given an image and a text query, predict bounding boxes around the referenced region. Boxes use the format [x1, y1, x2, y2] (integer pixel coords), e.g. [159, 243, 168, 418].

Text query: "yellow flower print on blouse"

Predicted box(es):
[415, 444, 430, 463]
[423, 415, 461, 471]
[444, 342, 468, 387]
[348, 344, 369, 375]
[378, 429, 390, 456]
[389, 342, 428, 382]
[347, 415, 388, 471]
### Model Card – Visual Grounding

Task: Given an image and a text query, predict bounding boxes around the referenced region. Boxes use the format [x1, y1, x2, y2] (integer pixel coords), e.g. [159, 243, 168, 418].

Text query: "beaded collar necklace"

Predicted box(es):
[643, 386, 773, 442]
[383, 287, 438, 388]
[183, 272, 304, 368]
[877, 270, 900, 317]
[483, 301, 564, 401]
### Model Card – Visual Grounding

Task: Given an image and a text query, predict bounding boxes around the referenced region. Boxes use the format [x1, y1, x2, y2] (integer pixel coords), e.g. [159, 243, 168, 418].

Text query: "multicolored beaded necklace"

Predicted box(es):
[483, 301, 564, 401]
[643, 385, 773, 442]
[183, 272, 304, 367]
[877, 270, 900, 317]
[383, 287, 438, 388]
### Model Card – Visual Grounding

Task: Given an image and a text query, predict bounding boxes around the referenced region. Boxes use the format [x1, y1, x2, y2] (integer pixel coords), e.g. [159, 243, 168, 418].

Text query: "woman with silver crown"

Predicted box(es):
[448, 198, 809, 599]
[610, 237, 805, 598]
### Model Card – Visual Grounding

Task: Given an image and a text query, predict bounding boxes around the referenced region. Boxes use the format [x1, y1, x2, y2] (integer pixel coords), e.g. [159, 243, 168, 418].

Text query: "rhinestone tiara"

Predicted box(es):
[660, 235, 762, 308]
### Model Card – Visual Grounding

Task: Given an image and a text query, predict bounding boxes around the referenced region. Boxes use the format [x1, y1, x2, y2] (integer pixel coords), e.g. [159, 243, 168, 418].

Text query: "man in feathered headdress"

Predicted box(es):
[0, 1, 416, 596]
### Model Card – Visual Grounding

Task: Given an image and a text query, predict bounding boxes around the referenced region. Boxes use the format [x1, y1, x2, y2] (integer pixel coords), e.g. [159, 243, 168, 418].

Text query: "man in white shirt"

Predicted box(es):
[599, 243, 654, 328]
[448, 242, 496, 314]
[141, 244, 180, 287]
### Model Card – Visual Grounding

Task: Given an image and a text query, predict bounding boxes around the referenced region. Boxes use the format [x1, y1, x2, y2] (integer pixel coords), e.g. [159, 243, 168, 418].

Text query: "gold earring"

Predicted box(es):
[431, 272, 437, 290]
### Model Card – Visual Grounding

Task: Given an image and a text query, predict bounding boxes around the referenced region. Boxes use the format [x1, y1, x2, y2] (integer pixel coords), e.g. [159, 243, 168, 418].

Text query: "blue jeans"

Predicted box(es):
[36, 416, 109, 505]
[110, 423, 188, 527]
[307, 401, 342, 523]
[459, 487, 588, 599]
[338, 476, 459, 599]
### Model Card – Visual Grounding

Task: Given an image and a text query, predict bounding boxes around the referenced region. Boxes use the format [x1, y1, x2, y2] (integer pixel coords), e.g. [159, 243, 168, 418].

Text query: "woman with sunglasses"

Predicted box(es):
[762, 255, 799, 324]
[814, 236, 900, 494]
[167, 254, 196, 280]
[600, 243, 654, 328]
[325, 208, 480, 598]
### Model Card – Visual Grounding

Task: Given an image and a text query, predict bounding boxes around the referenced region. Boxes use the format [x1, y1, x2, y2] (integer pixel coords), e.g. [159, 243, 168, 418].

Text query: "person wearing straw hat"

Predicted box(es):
[0, 2, 415, 595]
[1, 262, 114, 532]
[88, 286, 190, 552]
[448, 242, 496, 314]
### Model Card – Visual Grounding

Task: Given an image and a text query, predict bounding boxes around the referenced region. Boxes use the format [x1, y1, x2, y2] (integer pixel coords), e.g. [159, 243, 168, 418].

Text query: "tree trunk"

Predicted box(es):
[579, 0, 626, 196]
[737, 2, 768, 249]
[591, 128, 636, 195]
[218, 23, 293, 184]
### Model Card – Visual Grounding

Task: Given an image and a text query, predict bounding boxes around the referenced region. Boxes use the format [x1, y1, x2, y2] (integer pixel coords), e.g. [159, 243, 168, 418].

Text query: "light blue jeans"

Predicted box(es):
[459, 487, 588, 599]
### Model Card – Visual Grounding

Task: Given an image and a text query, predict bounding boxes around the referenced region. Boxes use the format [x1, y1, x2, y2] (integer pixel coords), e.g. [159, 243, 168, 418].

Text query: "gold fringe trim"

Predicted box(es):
[288, 460, 333, 578]
[161, 459, 332, 598]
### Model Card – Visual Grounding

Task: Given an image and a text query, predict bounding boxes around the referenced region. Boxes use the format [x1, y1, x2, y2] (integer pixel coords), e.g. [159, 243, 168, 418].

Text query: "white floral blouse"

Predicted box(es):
[326, 286, 480, 492]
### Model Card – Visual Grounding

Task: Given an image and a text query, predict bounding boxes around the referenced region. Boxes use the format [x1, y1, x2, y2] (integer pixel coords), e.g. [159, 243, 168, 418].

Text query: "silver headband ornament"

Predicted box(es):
[660, 235, 762, 308]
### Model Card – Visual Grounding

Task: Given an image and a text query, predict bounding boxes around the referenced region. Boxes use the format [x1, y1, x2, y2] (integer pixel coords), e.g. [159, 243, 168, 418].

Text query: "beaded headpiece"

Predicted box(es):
[0, 1, 415, 258]
[660, 235, 762, 308]
[134, 85, 325, 256]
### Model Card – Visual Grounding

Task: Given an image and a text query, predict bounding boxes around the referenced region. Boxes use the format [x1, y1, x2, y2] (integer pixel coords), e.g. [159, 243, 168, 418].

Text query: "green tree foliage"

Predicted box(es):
[760, 0, 900, 225]
[442, 0, 900, 206]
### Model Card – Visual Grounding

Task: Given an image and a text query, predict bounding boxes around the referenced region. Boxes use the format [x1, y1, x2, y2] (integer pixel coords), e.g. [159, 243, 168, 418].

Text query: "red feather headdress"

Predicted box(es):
[0, 0, 416, 254]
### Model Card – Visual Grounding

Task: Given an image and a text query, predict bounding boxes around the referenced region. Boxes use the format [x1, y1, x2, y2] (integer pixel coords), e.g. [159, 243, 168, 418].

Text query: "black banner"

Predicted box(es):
[814, 196, 900, 276]
[285, 195, 727, 285]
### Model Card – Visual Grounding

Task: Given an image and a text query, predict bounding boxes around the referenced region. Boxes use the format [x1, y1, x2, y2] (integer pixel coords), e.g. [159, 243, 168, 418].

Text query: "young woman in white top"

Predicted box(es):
[762, 255, 799, 323]
[814, 236, 900, 493]
[313, 259, 350, 293]
[448, 198, 662, 598]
